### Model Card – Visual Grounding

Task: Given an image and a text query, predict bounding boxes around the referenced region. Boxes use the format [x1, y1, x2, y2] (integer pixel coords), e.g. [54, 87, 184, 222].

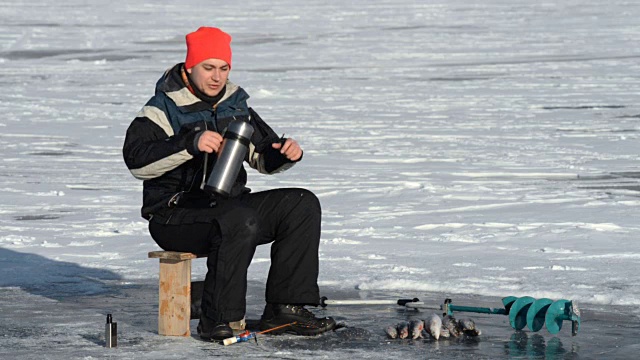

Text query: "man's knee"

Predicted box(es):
[292, 188, 321, 216]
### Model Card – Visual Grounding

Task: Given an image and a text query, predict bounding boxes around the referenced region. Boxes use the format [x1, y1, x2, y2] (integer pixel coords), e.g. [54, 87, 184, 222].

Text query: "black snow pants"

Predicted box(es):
[148, 188, 321, 323]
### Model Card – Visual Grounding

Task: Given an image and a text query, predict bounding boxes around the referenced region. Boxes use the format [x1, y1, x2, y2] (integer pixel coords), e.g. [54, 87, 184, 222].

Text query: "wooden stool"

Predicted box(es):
[148, 251, 246, 336]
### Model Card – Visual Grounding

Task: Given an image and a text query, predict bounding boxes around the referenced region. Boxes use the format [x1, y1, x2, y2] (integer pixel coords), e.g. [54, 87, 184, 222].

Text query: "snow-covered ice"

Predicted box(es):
[1, 0, 639, 358]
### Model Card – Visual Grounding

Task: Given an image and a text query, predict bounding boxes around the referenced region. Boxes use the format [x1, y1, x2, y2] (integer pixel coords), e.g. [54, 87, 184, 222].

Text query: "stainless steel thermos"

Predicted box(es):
[204, 120, 254, 197]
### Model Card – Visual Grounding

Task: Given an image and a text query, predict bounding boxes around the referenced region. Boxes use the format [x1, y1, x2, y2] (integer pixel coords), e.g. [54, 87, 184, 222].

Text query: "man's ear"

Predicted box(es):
[186, 67, 192, 74]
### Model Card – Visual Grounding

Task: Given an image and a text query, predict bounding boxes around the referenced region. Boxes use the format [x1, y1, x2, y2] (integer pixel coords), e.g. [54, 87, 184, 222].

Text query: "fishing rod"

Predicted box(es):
[222, 322, 297, 346]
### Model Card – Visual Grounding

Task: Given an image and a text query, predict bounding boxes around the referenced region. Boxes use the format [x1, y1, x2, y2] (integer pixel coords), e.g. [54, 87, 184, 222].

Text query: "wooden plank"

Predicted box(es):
[157, 258, 192, 336]
[148, 251, 204, 260]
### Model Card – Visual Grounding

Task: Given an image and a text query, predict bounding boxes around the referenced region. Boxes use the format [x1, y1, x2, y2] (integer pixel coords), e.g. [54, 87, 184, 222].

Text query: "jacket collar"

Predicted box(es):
[156, 63, 242, 113]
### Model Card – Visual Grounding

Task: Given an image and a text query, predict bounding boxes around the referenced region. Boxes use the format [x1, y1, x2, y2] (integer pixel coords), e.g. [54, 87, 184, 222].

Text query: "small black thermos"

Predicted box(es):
[105, 314, 117, 348]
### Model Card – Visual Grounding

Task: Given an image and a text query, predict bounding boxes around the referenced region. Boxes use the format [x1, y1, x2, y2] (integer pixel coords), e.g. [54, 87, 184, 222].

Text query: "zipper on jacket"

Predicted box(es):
[200, 119, 209, 190]
[200, 108, 218, 190]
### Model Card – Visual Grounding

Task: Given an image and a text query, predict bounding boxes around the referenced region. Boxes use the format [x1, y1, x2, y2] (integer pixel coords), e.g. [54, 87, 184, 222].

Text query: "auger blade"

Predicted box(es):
[502, 296, 518, 312]
[570, 301, 581, 336]
[526, 298, 553, 332]
[508, 296, 535, 330]
[544, 299, 571, 334]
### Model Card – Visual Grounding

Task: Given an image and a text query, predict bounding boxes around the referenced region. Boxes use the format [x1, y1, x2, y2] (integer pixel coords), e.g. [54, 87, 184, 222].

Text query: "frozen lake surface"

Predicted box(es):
[1, 0, 639, 358]
[1, 281, 638, 359]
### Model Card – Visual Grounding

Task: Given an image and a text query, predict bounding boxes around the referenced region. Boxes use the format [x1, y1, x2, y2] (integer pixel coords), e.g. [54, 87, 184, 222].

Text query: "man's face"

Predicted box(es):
[187, 58, 230, 97]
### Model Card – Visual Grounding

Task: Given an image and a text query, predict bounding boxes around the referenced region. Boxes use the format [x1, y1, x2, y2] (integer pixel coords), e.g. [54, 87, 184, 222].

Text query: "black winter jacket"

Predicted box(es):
[123, 63, 296, 223]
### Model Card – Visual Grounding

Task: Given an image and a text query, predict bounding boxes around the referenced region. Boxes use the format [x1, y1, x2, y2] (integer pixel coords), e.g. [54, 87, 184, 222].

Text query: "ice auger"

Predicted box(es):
[320, 295, 581, 336]
[420, 296, 581, 336]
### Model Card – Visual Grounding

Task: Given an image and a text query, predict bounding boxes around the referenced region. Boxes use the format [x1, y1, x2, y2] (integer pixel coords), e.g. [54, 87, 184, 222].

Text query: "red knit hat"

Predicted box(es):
[185, 27, 232, 69]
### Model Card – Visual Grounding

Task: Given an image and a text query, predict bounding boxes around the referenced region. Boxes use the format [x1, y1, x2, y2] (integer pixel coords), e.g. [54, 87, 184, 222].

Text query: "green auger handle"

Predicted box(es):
[442, 298, 508, 316]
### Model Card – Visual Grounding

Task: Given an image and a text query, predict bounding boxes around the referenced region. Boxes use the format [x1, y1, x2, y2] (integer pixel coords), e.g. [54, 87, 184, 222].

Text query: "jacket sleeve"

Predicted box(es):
[245, 108, 300, 174]
[122, 97, 199, 180]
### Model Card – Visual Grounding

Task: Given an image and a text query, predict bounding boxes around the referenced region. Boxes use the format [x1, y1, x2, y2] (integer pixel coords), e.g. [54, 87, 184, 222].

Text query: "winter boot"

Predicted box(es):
[197, 315, 233, 341]
[259, 304, 336, 336]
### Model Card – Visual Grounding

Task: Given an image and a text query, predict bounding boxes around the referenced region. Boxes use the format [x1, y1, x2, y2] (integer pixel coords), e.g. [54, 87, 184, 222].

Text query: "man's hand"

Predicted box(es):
[272, 138, 302, 161]
[197, 130, 224, 153]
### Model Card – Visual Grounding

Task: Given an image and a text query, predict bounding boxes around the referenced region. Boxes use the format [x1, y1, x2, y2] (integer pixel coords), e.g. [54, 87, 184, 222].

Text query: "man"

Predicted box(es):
[123, 26, 335, 341]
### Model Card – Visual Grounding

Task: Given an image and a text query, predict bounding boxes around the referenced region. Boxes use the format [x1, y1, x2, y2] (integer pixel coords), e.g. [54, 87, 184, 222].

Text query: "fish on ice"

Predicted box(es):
[397, 321, 410, 339]
[409, 319, 424, 339]
[458, 318, 481, 336]
[385, 325, 398, 339]
[424, 313, 442, 340]
[442, 315, 462, 337]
